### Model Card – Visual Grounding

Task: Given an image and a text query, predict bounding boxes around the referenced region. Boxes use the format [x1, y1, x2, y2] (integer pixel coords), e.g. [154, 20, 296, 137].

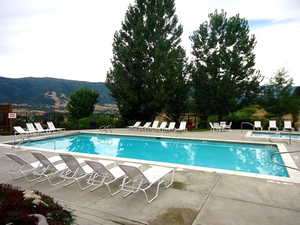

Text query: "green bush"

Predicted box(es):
[226, 105, 267, 129]
[96, 116, 115, 127]
[65, 114, 120, 130]
[0, 184, 74, 225]
[78, 117, 93, 129]
[207, 115, 219, 123]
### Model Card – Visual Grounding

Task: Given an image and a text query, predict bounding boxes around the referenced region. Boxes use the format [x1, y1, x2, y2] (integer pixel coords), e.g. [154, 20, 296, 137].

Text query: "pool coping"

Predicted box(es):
[1, 130, 300, 184]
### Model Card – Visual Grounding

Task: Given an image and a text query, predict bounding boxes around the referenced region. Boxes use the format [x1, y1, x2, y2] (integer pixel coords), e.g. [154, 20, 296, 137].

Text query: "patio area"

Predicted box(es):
[1, 129, 300, 225]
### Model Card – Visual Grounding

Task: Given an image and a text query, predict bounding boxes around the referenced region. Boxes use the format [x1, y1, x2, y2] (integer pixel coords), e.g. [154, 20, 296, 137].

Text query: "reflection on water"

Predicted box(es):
[68, 135, 96, 154]
[22, 134, 289, 177]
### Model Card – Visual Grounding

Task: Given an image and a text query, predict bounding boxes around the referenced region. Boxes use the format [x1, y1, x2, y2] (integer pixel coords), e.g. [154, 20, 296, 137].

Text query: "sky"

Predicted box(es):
[0, 0, 300, 84]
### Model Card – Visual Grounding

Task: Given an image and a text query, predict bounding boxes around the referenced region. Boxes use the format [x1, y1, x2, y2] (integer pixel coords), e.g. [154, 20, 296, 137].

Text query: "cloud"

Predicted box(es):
[0, 0, 134, 82]
[253, 20, 300, 84]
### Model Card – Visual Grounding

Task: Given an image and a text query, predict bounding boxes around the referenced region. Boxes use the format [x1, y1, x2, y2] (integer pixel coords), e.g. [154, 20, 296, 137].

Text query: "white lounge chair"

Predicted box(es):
[175, 121, 187, 132]
[6, 153, 48, 182]
[209, 122, 214, 131]
[221, 121, 232, 131]
[13, 126, 35, 136]
[119, 164, 175, 203]
[253, 121, 263, 130]
[268, 120, 278, 131]
[34, 122, 51, 133]
[137, 122, 151, 131]
[47, 121, 65, 132]
[162, 122, 176, 132]
[128, 121, 141, 129]
[148, 121, 160, 131]
[283, 120, 294, 131]
[31, 152, 68, 185]
[220, 121, 226, 128]
[154, 121, 167, 132]
[59, 154, 113, 189]
[84, 160, 141, 194]
[209, 122, 222, 132]
[26, 123, 43, 135]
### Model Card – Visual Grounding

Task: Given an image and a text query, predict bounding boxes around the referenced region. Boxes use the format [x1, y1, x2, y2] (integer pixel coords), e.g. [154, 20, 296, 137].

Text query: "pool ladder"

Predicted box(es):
[271, 150, 300, 172]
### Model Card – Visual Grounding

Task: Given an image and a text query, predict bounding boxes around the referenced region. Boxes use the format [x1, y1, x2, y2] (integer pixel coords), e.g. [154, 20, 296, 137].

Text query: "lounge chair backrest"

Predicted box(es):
[209, 122, 214, 129]
[143, 122, 151, 128]
[220, 121, 226, 127]
[85, 160, 114, 180]
[168, 122, 176, 129]
[284, 120, 292, 129]
[47, 121, 56, 130]
[159, 121, 167, 129]
[151, 121, 159, 129]
[59, 154, 85, 175]
[34, 122, 44, 131]
[269, 120, 277, 128]
[26, 123, 36, 132]
[31, 152, 56, 171]
[6, 153, 33, 170]
[178, 121, 187, 129]
[213, 122, 219, 127]
[14, 126, 26, 134]
[133, 121, 141, 127]
[254, 121, 261, 127]
[119, 164, 149, 185]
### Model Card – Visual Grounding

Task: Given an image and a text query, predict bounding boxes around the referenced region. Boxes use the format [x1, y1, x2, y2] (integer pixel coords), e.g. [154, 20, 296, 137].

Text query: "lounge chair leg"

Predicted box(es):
[106, 183, 121, 196]
[22, 170, 44, 182]
[88, 174, 106, 191]
[48, 177, 66, 185]
[122, 190, 134, 198]
[164, 169, 175, 188]
[143, 180, 164, 203]
[63, 179, 75, 186]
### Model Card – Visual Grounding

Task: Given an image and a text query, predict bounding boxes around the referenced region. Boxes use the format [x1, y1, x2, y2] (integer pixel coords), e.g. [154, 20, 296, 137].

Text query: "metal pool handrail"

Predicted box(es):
[99, 125, 112, 133]
[271, 150, 300, 172]
[240, 122, 254, 132]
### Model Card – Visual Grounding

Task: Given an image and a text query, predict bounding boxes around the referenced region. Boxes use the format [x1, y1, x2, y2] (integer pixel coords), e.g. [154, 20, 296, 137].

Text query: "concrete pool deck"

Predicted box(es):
[1, 129, 300, 225]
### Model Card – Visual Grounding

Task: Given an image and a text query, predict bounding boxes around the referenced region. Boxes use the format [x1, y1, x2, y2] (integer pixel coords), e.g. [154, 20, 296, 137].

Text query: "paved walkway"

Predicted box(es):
[1, 129, 300, 225]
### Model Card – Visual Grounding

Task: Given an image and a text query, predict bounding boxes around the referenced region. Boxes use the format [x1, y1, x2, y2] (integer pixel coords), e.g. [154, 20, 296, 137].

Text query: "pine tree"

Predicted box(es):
[106, 0, 188, 124]
[190, 10, 262, 121]
[260, 68, 300, 118]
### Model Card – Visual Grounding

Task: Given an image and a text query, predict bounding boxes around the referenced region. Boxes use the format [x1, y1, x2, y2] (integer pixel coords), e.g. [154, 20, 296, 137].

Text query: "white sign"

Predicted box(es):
[8, 113, 17, 119]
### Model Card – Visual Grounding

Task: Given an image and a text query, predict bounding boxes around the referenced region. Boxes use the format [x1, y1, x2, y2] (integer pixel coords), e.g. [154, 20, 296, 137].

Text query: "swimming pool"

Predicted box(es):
[251, 131, 300, 140]
[21, 134, 288, 177]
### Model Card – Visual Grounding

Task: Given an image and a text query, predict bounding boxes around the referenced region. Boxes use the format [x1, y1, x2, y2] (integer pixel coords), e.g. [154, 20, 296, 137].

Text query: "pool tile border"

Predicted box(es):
[1, 130, 300, 184]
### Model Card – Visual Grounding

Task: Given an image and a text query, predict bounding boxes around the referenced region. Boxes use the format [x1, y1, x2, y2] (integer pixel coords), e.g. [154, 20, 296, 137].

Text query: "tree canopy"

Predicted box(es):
[190, 10, 262, 120]
[66, 88, 99, 119]
[106, 0, 188, 124]
[259, 68, 300, 119]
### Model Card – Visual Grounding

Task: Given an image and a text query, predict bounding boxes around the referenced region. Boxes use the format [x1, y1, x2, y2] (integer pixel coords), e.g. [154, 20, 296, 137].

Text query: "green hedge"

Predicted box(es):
[226, 105, 268, 129]
[65, 115, 120, 130]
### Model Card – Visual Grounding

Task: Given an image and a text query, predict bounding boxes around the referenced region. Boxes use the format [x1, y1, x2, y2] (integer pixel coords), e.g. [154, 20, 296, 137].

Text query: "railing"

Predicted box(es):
[271, 150, 300, 172]
[99, 125, 112, 133]
[240, 122, 254, 132]
[12, 133, 29, 148]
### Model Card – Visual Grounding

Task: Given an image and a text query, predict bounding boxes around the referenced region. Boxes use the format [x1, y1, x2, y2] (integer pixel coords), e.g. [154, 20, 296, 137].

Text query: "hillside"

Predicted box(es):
[0, 77, 115, 111]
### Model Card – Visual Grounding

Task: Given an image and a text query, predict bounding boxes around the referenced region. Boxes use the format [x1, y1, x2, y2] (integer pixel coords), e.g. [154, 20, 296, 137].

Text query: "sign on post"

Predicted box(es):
[8, 113, 17, 119]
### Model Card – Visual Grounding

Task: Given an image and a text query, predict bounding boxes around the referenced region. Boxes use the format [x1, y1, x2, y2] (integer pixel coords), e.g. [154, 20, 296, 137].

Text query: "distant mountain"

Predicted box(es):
[0, 77, 115, 110]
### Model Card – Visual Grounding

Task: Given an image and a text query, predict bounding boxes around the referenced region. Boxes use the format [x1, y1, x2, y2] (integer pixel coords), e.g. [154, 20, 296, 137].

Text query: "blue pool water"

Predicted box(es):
[252, 131, 300, 140]
[22, 134, 288, 177]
